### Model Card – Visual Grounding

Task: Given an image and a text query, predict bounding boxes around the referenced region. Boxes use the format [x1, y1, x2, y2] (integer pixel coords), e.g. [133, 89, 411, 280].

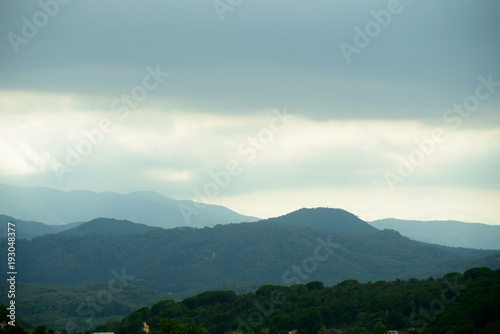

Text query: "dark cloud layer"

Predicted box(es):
[1, 0, 500, 223]
[1, 0, 499, 120]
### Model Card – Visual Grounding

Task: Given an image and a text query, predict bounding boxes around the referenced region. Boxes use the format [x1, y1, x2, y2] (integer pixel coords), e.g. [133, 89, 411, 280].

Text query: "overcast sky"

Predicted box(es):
[1, 0, 500, 224]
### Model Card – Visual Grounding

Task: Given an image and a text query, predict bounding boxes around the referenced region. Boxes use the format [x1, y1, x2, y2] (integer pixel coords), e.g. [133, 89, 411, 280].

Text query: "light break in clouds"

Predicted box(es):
[0, 0, 499, 224]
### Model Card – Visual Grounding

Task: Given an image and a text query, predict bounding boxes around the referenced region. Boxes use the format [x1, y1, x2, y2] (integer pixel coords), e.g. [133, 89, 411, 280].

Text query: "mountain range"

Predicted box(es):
[370, 218, 500, 250]
[0, 183, 258, 228]
[2, 183, 499, 252]
[5, 208, 499, 293]
[1, 184, 500, 330]
[1, 207, 499, 330]
[0, 214, 80, 239]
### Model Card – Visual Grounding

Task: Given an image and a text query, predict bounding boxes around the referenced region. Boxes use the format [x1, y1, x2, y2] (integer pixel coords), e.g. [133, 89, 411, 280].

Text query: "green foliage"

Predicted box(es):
[316, 325, 327, 334]
[155, 319, 206, 334]
[341, 311, 352, 324]
[372, 321, 386, 334]
[0, 282, 173, 331]
[6, 219, 499, 296]
[34, 326, 47, 334]
[305, 281, 324, 291]
[0, 305, 27, 334]
[463, 267, 493, 281]
[183, 291, 237, 309]
[2, 209, 500, 332]
[107, 268, 500, 334]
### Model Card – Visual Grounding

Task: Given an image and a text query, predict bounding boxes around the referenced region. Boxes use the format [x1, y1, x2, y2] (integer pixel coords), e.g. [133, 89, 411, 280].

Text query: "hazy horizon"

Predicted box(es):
[2, 182, 499, 226]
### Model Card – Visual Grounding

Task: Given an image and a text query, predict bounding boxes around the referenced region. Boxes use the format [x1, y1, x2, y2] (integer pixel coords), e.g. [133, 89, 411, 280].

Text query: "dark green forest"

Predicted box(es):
[92, 267, 500, 334]
[1, 209, 499, 331]
[6, 221, 499, 293]
[0, 282, 173, 330]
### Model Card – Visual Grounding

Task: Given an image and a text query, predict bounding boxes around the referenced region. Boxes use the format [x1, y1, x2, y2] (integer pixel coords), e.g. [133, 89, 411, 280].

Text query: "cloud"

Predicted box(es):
[2, 93, 498, 199]
[1, 1, 499, 224]
[1, 0, 499, 121]
[0, 140, 57, 176]
[145, 168, 192, 182]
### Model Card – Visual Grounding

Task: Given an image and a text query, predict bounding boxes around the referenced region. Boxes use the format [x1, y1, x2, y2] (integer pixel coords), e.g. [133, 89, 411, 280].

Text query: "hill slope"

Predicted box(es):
[370, 218, 500, 250]
[8, 211, 500, 293]
[111, 267, 500, 334]
[0, 281, 173, 331]
[0, 214, 80, 239]
[0, 183, 259, 228]
[58, 217, 161, 236]
[266, 207, 378, 234]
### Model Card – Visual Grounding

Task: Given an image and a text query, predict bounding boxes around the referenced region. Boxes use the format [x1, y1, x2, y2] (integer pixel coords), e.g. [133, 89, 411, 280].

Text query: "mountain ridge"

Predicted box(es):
[58, 217, 161, 236]
[0, 183, 259, 228]
[265, 207, 378, 234]
[0, 214, 81, 239]
[9, 210, 500, 293]
[370, 218, 500, 250]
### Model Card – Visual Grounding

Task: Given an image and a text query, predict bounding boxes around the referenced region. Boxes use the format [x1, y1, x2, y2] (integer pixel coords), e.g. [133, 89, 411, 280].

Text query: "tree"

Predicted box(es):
[34, 326, 47, 334]
[271, 314, 292, 331]
[341, 311, 352, 324]
[306, 281, 324, 291]
[296, 309, 322, 334]
[156, 319, 207, 334]
[372, 321, 386, 334]
[345, 327, 367, 334]
[387, 311, 405, 329]
[316, 325, 327, 334]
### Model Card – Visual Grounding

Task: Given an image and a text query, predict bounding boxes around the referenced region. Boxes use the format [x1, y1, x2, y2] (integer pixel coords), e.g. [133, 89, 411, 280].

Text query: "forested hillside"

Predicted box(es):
[1, 208, 499, 331]
[8, 221, 500, 293]
[98, 267, 500, 334]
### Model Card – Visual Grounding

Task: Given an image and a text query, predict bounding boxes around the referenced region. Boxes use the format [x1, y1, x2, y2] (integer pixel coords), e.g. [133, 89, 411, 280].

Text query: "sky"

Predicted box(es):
[1, 0, 500, 224]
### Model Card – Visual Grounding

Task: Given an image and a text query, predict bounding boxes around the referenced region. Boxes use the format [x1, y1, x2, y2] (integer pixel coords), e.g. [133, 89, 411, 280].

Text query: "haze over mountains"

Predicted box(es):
[1, 187, 500, 329]
[0, 183, 258, 228]
[0, 214, 79, 239]
[1, 184, 500, 251]
[370, 218, 500, 250]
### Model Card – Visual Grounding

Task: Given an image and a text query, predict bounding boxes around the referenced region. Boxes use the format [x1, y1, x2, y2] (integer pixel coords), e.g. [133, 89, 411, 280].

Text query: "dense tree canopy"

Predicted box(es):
[98, 267, 500, 334]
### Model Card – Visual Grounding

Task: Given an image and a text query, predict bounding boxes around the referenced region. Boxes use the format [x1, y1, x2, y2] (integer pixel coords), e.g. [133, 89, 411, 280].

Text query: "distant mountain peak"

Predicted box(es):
[126, 190, 173, 202]
[292, 207, 357, 216]
[370, 218, 500, 250]
[264, 207, 378, 234]
[58, 217, 160, 236]
[0, 183, 259, 228]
